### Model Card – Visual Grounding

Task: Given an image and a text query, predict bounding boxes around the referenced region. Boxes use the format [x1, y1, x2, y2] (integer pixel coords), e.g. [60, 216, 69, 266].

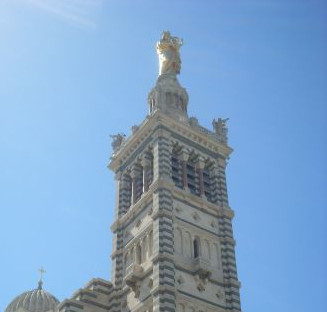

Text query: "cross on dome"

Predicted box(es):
[38, 267, 46, 290]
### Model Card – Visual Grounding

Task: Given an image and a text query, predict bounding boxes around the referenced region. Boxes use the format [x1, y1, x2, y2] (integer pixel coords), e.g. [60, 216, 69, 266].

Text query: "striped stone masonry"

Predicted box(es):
[152, 133, 176, 312]
[217, 158, 229, 207]
[106, 109, 240, 312]
[58, 279, 115, 312]
[107, 110, 240, 311]
[118, 173, 132, 215]
[153, 132, 172, 182]
[210, 163, 223, 206]
[219, 215, 241, 312]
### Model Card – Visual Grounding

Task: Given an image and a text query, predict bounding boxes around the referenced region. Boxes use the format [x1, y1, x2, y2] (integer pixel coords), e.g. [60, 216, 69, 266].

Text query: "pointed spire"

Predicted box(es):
[38, 267, 46, 290]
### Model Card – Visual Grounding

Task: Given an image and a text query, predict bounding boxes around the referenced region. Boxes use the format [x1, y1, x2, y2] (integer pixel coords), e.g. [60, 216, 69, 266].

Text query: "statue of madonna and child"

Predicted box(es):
[156, 31, 183, 77]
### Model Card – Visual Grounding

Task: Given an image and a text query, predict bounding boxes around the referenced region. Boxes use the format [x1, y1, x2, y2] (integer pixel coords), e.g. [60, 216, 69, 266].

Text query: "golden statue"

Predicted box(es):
[156, 31, 183, 76]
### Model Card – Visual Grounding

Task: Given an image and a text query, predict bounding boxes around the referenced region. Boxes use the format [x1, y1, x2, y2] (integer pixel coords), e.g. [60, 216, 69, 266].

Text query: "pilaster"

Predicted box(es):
[217, 158, 229, 207]
[112, 171, 131, 291]
[151, 131, 176, 312]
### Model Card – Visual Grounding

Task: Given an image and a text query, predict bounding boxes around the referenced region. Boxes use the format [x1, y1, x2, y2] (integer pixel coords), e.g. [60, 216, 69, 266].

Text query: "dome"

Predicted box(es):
[5, 281, 60, 312]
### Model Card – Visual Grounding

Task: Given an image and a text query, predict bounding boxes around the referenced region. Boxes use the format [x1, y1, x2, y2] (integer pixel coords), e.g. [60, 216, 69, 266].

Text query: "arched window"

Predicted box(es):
[193, 238, 199, 258]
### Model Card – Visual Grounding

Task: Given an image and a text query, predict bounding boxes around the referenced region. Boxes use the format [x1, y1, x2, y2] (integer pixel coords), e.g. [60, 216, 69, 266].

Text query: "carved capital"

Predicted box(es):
[196, 156, 206, 170]
[114, 171, 122, 181]
[217, 157, 227, 168]
[178, 148, 189, 162]
[141, 156, 151, 168]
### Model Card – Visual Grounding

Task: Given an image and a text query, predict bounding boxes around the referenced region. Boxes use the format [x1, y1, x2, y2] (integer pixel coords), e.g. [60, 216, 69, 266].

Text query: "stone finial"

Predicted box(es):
[131, 125, 139, 134]
[189, 117, 199, 127]
[212, 118, 229, 144]
[110, 133, 126, 154]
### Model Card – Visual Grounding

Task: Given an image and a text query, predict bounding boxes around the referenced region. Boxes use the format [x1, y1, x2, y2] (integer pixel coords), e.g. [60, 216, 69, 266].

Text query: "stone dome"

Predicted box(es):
[5, 281, 60, 312]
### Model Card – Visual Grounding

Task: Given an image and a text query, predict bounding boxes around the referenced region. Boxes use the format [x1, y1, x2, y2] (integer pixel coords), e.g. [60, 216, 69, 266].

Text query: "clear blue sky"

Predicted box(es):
[0, 1, 326, 311]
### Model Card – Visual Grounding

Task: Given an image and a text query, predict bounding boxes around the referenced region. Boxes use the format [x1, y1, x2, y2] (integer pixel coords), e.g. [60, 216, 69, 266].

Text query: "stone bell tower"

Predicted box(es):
[108, 31, 242, 312]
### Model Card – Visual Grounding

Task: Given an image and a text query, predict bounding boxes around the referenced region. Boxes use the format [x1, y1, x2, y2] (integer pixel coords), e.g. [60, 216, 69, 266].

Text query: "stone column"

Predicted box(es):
[196, 156, 205, 197]
[114, 172, 122, 219]
[148, 231, 153, 256]
[219, 216, 241, 312]
[211, 162, 222, 206]
[141, 155, 152, 192]
[130, 166, 139, 205]
[145, 232, 150, 259]
[179, 149, 189, 190]
[112, 171, 131, 292]
[152, 130, 172, 182]
[119, 172, 132, 214]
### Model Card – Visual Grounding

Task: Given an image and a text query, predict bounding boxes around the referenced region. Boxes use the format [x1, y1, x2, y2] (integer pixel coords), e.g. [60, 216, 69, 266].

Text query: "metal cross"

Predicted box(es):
[38, 267, 46, 282]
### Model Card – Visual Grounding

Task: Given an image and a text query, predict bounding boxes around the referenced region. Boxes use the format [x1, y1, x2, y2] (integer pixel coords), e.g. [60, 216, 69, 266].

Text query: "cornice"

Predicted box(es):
[110, 177, 234, 235]
[108, 114, 156, 172]
[84, 278, 113, 289]
[58, 299, 84, 311]
[110, 181, 155, 232]
[122, 223, 153, 251]
[108, 111, 233, 173]
[172, 185, 234, 219]
[158, 112, 233, 159]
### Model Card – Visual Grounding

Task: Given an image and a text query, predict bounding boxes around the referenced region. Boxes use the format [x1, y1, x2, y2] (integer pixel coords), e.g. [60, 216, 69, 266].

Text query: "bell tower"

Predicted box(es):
[108, 31, 242, 312]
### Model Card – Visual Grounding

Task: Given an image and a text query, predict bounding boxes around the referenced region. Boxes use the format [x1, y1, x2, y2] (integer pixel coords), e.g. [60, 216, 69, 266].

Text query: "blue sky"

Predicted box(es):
[0, 1, 326, 311]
